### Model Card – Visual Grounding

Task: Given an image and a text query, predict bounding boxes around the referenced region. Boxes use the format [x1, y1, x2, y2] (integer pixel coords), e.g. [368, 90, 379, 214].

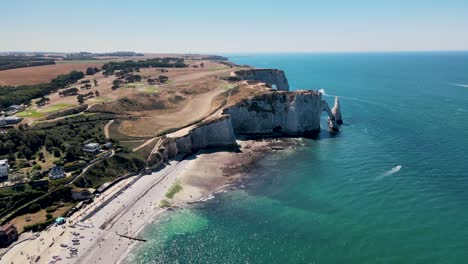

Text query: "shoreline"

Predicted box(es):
[0, 138, 300, 264]
[118, 137, 300, 264]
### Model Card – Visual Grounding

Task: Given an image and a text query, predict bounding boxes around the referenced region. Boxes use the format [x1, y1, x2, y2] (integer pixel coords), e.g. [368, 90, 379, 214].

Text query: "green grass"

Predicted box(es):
[39, 103, 74, 113]
[165, 181, 183, 199]
[221, 84, 236, 90]
[159, 199, 171, 208]
[16, 110, 44, 118]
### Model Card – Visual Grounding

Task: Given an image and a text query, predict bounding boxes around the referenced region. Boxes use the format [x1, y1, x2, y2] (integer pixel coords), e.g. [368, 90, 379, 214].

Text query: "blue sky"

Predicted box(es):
[2, 0, 468, 53]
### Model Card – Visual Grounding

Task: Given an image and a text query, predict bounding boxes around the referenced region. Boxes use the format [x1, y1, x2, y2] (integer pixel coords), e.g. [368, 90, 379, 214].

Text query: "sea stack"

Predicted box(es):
[331, 96, 343, 125]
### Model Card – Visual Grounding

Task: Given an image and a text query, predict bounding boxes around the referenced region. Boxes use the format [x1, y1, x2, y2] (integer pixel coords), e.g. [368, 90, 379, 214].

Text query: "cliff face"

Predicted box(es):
[224, 91, 338, 135]
[235, 69, 290, 91]
[147, 117, 237, 169]
[175, 116, 237, 152]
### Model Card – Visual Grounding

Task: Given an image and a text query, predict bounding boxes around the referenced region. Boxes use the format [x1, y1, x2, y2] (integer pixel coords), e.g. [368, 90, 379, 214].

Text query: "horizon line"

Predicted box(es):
[1, 49, 468, 55]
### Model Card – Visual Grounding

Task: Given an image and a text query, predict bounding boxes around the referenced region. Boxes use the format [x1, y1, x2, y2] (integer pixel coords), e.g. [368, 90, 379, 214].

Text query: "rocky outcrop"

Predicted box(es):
[234, 69, 289, 91]
[331, 96, 343, 124]
[224, 90, 338, 135]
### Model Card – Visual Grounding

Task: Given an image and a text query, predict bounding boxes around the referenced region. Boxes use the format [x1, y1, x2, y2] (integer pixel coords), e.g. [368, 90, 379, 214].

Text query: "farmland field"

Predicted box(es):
[0, 63, 104, 86]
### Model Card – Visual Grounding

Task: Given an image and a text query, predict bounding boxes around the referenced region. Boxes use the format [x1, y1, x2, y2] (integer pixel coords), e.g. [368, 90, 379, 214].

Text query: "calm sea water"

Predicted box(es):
[125, 52, 468, 264]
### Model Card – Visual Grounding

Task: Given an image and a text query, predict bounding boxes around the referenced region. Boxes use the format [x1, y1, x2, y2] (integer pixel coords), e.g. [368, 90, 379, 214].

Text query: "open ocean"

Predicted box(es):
[125, 52, 468, 264]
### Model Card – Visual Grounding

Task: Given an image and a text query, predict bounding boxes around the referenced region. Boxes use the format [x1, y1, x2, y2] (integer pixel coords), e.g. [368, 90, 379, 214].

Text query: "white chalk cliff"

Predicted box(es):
[224, 91, 339, 135]
[234, 69, 290, 91]
[146, 69, 342, 169]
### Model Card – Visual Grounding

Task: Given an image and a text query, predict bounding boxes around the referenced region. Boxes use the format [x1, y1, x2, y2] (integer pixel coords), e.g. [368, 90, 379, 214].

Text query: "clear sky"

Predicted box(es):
[2, 0, 468, 53]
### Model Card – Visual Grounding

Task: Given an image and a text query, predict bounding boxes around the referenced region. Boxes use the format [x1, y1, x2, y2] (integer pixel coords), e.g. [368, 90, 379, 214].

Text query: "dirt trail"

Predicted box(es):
[104, 120, 114, 139]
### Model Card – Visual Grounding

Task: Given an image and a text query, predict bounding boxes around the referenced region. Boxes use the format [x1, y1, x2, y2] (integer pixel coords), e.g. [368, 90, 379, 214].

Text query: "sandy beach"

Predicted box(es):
[1, 138, 295, 264]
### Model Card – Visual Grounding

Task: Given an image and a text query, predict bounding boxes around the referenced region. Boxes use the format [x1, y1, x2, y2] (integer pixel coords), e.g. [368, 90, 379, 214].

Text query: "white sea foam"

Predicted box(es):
[448, 83, 468, 88]
[376, 165, 402, 180]
[318, 89, 326, 95]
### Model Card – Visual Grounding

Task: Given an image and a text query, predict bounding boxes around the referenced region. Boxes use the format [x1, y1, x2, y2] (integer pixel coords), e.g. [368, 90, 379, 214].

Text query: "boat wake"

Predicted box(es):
[448, 83, 468, 88]
[376, 165, 402, 180]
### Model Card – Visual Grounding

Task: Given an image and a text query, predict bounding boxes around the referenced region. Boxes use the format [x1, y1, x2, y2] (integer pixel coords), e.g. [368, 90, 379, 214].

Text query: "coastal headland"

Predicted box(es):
[0, 53, 341, 264]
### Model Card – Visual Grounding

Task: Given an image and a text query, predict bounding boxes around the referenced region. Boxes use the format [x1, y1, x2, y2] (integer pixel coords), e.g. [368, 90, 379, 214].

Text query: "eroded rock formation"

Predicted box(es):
[234, 69, 290, 91]
[331, 96, 343, 124]
[224, 90, 339, 135]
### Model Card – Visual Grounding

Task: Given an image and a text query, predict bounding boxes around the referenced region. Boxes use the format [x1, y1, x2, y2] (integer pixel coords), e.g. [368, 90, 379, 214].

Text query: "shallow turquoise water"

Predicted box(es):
[126, 53, 468, 264]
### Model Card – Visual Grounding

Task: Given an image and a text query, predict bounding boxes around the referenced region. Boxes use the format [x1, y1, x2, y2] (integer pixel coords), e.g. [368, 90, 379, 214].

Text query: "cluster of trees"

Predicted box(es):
[76, 91, 97, 104]
[102, 58, 187, 76]
[0, 70, 85, 108]
[85, 67, 100, 75]
[59, 87, 79, 96]
[0, 55, 55, 71]
[36, 97, 50, 107]
[0, 115, 107, 164]
[147, 75, 169, 85]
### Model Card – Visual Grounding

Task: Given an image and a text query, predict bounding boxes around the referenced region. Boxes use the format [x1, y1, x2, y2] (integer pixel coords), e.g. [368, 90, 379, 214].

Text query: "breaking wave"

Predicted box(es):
[376, 165, 402, 180]
[318, 89, 326, 95]
[448, 83, 468, 88]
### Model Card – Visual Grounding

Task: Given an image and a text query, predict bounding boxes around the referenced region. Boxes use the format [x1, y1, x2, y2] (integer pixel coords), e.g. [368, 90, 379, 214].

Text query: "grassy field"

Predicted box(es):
[16, 109, 44, 118]
[16, 103, 74, 119]
[39, 103, 74, 113]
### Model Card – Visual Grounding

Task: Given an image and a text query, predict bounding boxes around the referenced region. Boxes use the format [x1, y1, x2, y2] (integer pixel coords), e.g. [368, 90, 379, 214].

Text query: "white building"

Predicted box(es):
[0, 159, 9, 180]
[83, 143, 101, 154]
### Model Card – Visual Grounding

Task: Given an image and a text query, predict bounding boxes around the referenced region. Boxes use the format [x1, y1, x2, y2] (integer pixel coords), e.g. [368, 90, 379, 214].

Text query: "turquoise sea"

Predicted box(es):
[125, 52, 468, 264]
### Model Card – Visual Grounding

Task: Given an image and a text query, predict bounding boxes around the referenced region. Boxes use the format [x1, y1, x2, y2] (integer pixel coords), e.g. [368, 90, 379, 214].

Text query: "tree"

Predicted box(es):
[29, 203, 41, 213]
[38, 152, 45, 161]
[36, 97, 50, 107]
[95, 91, 100, 97]
[93, 79, 98, 86]
[86, 67, 99, 75]
[53, 147, 61, 157]
[65, 144, 81, 161]
[77, 94, 85, 104]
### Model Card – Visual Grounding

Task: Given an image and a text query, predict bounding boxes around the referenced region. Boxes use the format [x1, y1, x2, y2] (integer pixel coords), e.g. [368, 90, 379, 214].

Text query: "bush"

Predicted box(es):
[45, 206, 57, 213]
[32, 164, 42, 171]
[46, 213, 53, 220]
[23, 219, 54, 232]
[29, 203, 41, 213]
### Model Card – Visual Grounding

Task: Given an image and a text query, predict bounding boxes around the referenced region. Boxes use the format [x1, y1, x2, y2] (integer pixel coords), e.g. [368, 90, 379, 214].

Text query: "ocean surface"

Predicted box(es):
[125, 52, 468, 264]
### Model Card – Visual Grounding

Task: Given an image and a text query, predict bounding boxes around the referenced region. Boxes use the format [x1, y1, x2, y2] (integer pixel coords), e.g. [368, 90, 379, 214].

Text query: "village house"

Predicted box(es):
[4, 105, 23, 115]
[0, 159, 9, 180]
[0, 223, 18, 247]
[49, 166, 66, 180]
[0, 116, 23, 128]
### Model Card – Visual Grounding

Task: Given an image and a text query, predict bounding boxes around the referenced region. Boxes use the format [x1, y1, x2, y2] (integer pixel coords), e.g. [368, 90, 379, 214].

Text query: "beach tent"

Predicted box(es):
[55, 217, 66, 225]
